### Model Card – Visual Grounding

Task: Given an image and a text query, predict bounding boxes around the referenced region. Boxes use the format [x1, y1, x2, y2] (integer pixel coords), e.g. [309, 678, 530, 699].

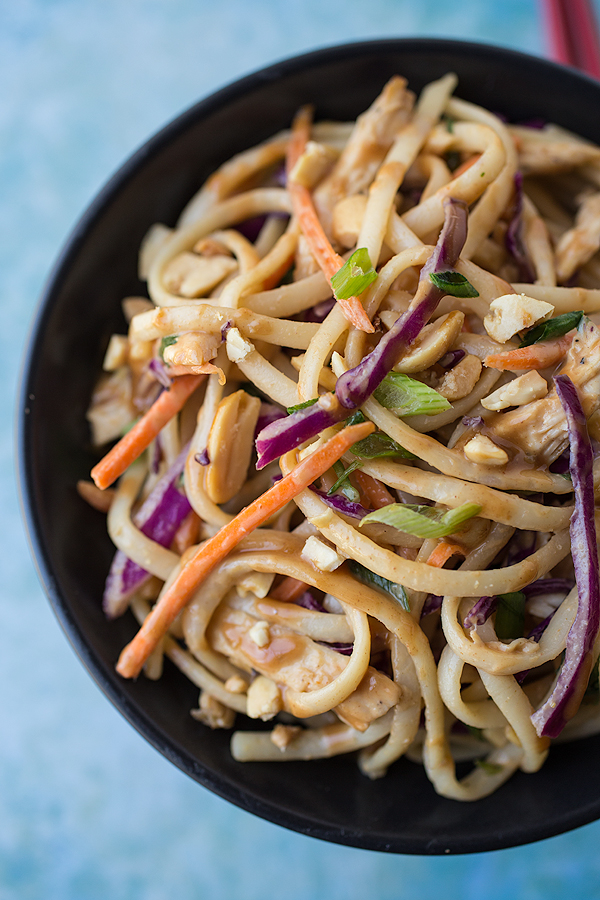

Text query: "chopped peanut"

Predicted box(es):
[248, 620, 271, 648]
[224, 676, 248, 694]
[463, 434, 509, 466]
[301, 535, 345, 572]
[270, 724, 302, 750]
[438, 353, 482, 401]
[191, 691, 236, 729]
[246, 675, 283, 720]
[481, 371, 548, 411]
[483, 294, 554, 344]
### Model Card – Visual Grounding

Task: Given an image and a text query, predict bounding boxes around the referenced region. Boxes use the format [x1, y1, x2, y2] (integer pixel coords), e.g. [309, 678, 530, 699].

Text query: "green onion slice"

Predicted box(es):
[519, 310, 584, 347]
[331, 248, 377, 300]
[494, 591, 526, 640]
[350, 431, 415, 460]
[159, 335, 178, 359]
[348, 560, 410, 612]
[360, 501, 482, 538]
[374, 373, 452, 417]
[328, 460, 361, 501]
[287, 397, 319, 414]
[430, 270, 479, 298]
[475, 760, 503, 775]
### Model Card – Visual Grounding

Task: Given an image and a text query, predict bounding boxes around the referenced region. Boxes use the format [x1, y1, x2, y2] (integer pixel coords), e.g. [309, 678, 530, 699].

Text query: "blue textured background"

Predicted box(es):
[5, 1, 600, 897]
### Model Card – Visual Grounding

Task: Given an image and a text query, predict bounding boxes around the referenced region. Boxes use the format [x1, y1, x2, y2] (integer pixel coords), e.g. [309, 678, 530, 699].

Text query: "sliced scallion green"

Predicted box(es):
[360, 501, 481, 538]
[374, 373, 452, 417]
[494, 591, 526, 640]
[350, 431, 415, 460]
[430, 270, 479, 298]
[348, 560, 410, 612]
[519, 310, 584, 347]
[331, 248, 377, 300]
[159, 335, 178, 359]
[287, 397, 319, 414]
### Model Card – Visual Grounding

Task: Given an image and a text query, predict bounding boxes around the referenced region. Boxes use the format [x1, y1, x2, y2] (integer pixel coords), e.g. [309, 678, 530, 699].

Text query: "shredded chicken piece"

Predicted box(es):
[207, 604, 399, 731]
[511, 126, 600, 175]
[313, 76, 415, 238]
[555, 192, 600, 283]
[486, 319, 600, 464]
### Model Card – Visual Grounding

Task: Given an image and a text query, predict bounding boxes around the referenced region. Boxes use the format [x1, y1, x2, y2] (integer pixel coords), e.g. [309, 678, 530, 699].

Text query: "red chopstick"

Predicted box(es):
[541, 0, 600, 79]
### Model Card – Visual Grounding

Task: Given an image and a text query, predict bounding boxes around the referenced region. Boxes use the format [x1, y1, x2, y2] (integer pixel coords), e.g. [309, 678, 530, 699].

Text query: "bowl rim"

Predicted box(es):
[17, 35, 600, 855]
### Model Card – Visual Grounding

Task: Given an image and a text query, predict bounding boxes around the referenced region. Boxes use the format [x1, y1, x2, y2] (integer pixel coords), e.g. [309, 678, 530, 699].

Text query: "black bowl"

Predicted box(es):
[18, 38, 600, 854]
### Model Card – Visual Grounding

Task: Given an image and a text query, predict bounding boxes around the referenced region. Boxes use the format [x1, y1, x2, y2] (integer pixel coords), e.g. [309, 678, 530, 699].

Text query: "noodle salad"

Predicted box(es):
[80, 73, 600, 800]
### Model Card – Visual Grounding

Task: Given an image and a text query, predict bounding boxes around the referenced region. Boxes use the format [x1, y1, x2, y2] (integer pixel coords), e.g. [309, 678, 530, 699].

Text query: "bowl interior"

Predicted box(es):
[19, 38, 600, 854]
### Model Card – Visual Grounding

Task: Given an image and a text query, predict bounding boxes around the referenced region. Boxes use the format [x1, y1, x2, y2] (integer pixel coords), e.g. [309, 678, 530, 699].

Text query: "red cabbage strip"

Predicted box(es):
[531, 375, 600, 738]
[463, 595, 497, 629]
[309, 486, 370, 519]
[255, 197, 468, 469]
[255, 397, 348, 469]
[420, 594, 442, 618]
[505, 172, 535, 282]
[295, 592, 327, 612]
[103, 445, 192, 618]
[336, 197, 469, 409]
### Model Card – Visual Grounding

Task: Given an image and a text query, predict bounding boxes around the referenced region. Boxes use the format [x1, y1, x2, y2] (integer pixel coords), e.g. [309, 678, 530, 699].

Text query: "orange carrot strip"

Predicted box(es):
[426, 541, 466, 568]
[353, 470, 395, 509]
[484, 334, 573, 371]
[271, 576, 309, 603]
[286, 110, 375, 334]
[91, 374, 203, 490]
[452, 153, 482, 179]
[116, 420, 375, 678]
[171, 510, 201, 555]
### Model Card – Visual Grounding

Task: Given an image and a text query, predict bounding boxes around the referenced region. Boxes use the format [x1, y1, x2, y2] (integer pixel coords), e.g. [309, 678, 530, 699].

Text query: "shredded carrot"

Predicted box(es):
[171, 510, 201, 555]
[76, 480, 115, 513]
[452, 153, 482, 179]
[484, 334, 573, 371]
[353, 470, 394, 509]
[426, 541, 466, 568]
[271, 576, 309, 603]
[91, 374, 203, 490]
[286, 110, 375, 334]
[116, 420, 375, 678]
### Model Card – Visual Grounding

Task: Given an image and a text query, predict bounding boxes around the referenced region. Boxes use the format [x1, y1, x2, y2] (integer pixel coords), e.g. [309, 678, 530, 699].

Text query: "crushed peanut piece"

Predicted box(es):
[191, 691, 236, 729]
[483, 294, 554, 344]
[481, 371, 548, 411]
[246, 675, 283, 720]
[464, 434, 509, 466]
[270, 724, 302, 750]
[224, 676, 248, 694]
[301, 535, 344, 572]
[248, 620, 271, 648]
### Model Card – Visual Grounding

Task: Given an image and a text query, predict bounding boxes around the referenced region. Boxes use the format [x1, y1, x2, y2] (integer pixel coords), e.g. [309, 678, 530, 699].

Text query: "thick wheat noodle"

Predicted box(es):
[358, 637, 421, 778]
[357, 74, 457, 266]
[218, 222, 299, 308]
[403, 122, 506, 239]
[407, 366, 501, 433]
[298, 304, 349, 401]
[285, 603, 372, 717]
[417, 153, 453, 202]
[207, 228, 262, 274]
[107, 460, 179, 581]
[437, 645, 507, 729]
[357, 460, 572, 532]
[129, 303, 320, 350]
[177, 133, 290, 227]
[184, 362, 232, 527]
[511, 283, 600, 313]
[477, 668, 549, 772]
[231, 710, 394, 762]
[441, 586, 578, 676]
[446, 97, 518, 260]
[521, 196, 556, 286]
[232, 343, 300, 407]
[149, 188, 293, 306]
[245, 269, 331, 317]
